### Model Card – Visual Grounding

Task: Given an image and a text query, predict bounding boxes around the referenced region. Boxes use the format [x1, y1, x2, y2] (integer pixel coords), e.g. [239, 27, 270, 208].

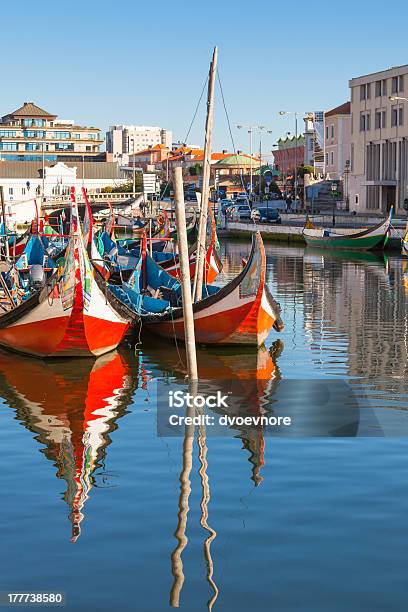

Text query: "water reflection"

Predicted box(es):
[0, 350, 136, 542]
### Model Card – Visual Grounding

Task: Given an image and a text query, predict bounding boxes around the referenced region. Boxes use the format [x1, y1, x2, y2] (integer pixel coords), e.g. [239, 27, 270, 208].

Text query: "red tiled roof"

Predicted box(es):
[325, 102, 351, 117]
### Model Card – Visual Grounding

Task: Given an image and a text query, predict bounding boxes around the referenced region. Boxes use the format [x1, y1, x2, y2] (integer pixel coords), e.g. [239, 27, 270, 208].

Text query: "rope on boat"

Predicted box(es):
[217, 70, 251, 199]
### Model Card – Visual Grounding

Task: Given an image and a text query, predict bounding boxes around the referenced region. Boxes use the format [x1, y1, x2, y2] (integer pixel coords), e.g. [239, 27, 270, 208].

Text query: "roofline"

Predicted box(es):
[349, 63, 408, 86]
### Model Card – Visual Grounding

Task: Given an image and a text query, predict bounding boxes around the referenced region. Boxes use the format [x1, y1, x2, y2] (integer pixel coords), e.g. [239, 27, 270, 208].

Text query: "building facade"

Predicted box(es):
[0, 160, 127, 220]
[0, 102, 103, 162]
[303, 112, 324, 173]
[324, 102, 351, 181]
[273, 136, 305, 175]
[106, 125, 172, 161]
[349, 64, 408, 213]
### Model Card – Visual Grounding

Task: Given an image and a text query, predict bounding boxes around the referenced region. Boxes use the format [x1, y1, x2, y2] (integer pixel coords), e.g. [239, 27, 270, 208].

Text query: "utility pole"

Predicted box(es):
[173, 166, 198, 380]
[193, 46, 218, 303]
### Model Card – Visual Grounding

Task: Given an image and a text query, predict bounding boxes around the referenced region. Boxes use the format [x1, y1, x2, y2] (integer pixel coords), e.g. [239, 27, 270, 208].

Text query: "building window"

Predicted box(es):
[74, 133, 81, 139]
[0, 142, 18, 150]
[375, 80, 387, 97]
[88, 133, 97, 140]
[391, 105, 403, 127]
[22, 188, 26, 195]
[23, 119, 45, 127]
[24, 130, 45, 138]
[9, 188, 13, 195]
[391, 75, 404, 94]
[330, 151, 334, 165]
[360, 111, 370, 131]
[330, 124, 334, 138]
[326, 125, 329, 139]
[55, 143, 74, 151]
[360, 83, 370, 100]
[375, 109, 386, 129]
[25, 143, 42, 151]
[54, 131, 71, 139]
[325, 152, 329, 165]
[0, 130, 17, 137]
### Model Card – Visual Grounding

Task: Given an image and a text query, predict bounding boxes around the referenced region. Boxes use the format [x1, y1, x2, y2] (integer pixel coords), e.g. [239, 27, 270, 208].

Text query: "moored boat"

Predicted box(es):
[110, 230, 283, 346]
[0, 189, 133, 358]
[302, 208, 392, 250]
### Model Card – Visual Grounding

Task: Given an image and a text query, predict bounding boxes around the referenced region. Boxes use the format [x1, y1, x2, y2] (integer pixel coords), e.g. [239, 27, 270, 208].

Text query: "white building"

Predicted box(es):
[106, 125, 172, 162]
[349, 63, 408, 213]
[324, 102, 351, 181]
[303, 111, 324, 173]
[0, 160, 127, 223]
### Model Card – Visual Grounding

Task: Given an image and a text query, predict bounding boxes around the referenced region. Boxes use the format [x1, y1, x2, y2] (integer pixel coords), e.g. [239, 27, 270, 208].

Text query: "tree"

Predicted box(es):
[102, 175, 143, 193]
[297, 165, 314, 178]
[188, 163, 203, 176]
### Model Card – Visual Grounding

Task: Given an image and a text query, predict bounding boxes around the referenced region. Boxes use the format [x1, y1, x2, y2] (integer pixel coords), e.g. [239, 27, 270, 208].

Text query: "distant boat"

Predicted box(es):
[302, 208, 392, 251]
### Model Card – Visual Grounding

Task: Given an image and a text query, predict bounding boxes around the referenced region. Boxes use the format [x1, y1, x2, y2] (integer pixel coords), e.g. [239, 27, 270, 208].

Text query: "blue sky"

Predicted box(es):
[2, 0, 407, 158]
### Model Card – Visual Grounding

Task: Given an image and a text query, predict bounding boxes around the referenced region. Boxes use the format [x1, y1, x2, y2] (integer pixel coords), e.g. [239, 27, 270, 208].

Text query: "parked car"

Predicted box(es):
[228, 204, 252, 221]
[252, 207, 282, 224]
[185, 190, 198, 202]
[220, 198, 232, 213]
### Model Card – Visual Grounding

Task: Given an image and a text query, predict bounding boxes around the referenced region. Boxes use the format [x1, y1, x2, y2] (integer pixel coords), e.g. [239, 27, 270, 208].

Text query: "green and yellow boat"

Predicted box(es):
[302, 209, 392, 251]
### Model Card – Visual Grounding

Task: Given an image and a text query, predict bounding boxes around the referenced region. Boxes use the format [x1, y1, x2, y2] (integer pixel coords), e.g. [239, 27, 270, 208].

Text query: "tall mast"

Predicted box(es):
[193, 46, 218, 303]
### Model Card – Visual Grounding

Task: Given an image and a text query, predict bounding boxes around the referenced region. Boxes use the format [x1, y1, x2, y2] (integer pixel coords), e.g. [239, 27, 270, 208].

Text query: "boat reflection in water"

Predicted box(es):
[0, 350, 136, 542]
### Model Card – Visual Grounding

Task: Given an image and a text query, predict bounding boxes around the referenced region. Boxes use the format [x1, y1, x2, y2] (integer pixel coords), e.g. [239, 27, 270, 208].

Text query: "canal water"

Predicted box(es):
[0, 240, 407, 611]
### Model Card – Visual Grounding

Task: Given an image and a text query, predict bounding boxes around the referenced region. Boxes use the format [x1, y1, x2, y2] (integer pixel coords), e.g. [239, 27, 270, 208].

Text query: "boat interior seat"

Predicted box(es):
[142, 294, 170, 313]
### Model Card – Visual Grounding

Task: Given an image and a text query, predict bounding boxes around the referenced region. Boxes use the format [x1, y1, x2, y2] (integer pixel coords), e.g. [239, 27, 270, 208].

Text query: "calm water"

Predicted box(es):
[1, 241, 408, 611]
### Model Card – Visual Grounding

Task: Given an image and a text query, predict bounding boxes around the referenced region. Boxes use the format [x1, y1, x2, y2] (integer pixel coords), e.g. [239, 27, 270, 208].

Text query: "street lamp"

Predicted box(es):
[237, 125, 272, 202]
[389, 95, 408, 102]
[331, 181, 337, 226]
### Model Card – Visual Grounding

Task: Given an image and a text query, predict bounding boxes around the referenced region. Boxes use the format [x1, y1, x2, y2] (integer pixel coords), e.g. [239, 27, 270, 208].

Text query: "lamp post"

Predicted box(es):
[237, 125, 272, 203]
[331, 181, 337, 226]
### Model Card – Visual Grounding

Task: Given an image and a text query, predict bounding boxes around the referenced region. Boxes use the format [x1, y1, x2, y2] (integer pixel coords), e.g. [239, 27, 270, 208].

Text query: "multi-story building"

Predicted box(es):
[349, 64, 408, 213]
[0, 102, 104, 162]
[324, 102, 351, 181]
[273, 135, 305, 175]
[106, 125, 172, 161]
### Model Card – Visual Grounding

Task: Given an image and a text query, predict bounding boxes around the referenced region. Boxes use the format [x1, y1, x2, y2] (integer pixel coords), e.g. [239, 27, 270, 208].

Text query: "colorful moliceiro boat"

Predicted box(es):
[0, 192, 133, 358]
[110, 231, 283, 346]
[302, 208, 393, 250]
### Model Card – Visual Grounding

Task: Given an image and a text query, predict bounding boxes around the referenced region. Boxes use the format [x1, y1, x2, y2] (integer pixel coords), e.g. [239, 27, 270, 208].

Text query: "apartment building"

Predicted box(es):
[0, 102, 103, 162]
[106, 125, 172, 160]
[349, 64, 408, 213]
[324, 102, 351, 180]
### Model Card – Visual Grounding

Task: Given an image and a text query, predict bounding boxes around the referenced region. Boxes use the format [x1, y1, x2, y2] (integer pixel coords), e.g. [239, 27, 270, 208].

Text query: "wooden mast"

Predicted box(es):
[193, 46, 218, 303]
[173, 165, 198, 380]
[0, 186, 10, 260]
